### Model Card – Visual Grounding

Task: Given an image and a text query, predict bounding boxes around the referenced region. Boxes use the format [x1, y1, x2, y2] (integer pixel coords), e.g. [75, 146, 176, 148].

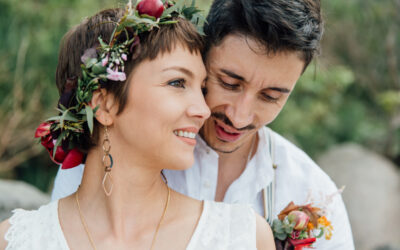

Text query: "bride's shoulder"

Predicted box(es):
[254, 213, 275, 250]
[0, 219, 11, 249]
[0, 201, 59, 249]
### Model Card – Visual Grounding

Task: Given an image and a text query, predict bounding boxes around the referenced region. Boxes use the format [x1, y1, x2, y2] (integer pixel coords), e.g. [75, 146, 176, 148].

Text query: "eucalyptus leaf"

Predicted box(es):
[60, 109, 72, 127]
[52, 130, 67, 159]
[284, 225, 294, 234]
[275, 232, 287, 241]
[85, 105, 94, 134]
[46, 116, 62, 122]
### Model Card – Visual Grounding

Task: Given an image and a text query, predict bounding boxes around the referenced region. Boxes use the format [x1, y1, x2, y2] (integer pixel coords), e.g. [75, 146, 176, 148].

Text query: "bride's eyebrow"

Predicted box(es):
[163, 66, 194, 78]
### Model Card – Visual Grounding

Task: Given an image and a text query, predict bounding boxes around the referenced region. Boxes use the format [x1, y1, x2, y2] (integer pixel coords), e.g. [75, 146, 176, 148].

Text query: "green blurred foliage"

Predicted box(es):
[272, 0, 400, 160]
[0, 0, 399, 192]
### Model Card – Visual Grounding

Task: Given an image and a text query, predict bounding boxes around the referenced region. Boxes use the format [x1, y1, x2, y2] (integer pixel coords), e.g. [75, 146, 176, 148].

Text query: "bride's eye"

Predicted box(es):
[168, 79, 186, 88]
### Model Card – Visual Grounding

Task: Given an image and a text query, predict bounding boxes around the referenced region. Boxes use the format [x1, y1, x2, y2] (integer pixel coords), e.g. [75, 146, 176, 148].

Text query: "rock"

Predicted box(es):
[0, 179, 50, 221]
[317, 143, 400, 250]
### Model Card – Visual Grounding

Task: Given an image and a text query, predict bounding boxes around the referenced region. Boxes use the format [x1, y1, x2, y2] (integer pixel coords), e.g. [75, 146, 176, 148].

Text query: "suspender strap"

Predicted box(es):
[263, 128, 277, 225]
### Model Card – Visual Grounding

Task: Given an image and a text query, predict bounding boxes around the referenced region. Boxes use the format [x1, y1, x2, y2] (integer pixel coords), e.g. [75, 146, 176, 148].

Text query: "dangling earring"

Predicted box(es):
[102, 126, 114, 196]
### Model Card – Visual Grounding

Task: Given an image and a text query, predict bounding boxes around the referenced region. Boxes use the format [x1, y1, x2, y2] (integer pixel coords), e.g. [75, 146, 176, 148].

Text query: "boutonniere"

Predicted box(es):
[272, 202, 332, 250]
[272, 187, 344, 250]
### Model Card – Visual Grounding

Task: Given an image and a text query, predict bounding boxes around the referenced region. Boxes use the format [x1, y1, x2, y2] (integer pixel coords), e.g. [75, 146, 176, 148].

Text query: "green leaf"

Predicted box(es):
[159, 20, 179, 25]
[98, 37, 108, 47]
[85, 105, 94, 134]
[182, 6, 199, 19]
[161, 0, 183, 17]
[91, 62, 106, 74]
[315, 228, 324, 238]
[46, 116, 62, 122]
[93, 105, 100, 116]
[60, 109, 70, 127]
[53, 130, 67, 159]
[139, 14, 157, 21]
[85, 58, 98, 69]
[284, 225, 294, 234]
[272, 219, 285, 234]
[275, 232, 287, 241]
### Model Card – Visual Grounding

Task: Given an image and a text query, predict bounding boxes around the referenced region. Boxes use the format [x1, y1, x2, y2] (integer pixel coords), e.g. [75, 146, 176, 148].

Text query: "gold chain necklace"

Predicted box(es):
[75, 186, 171, 250]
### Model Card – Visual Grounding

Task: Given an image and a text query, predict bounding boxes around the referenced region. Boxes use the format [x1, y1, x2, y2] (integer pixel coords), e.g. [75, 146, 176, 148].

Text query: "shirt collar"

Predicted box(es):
[195, 127, 275, 193]
[195, 134, 219, 159]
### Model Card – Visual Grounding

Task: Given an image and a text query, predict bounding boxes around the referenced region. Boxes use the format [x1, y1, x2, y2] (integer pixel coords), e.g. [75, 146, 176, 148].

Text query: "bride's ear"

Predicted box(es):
[89, 89, 117, 126]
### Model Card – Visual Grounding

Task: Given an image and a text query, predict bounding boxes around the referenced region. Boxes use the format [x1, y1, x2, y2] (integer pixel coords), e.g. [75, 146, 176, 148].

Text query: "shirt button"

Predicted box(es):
[204, 181, 211, 188]
[206, 149, 210, 154]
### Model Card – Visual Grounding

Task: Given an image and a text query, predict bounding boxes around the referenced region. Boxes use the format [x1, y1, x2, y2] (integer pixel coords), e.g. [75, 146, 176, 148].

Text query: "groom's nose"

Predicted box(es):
[225, 93, 254, 129]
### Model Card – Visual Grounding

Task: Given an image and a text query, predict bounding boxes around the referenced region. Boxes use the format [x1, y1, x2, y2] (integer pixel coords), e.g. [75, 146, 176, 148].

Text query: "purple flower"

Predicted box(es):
[102, 55, 109, 67]
[107, 68, 126, 81]
[81, 48, 97, 64]
[121, 54, 128, 61]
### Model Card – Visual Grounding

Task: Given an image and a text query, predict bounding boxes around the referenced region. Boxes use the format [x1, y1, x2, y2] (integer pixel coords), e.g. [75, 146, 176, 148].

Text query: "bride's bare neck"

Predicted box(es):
[67, 146, 169, 237]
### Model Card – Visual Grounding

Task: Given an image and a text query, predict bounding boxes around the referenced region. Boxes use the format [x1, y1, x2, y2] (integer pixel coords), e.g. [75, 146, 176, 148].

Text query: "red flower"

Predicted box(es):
[61, 148, 84, 169]
[35, 122, 52, 138]
[35, 122, 84, 169]
[53, 145, 68, 163]
[289, 238, 316, 250]
[137, 0, 164, 18]
[291, 230, 301, 239]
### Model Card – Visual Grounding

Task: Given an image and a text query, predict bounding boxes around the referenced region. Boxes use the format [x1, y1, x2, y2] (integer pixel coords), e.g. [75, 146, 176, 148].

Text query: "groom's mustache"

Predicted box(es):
[211, 112, 256, 131]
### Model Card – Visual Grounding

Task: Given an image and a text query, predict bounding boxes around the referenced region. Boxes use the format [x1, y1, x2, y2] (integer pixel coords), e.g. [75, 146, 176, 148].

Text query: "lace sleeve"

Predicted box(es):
[4, 202, 69, 250]
[5, 209, 35, 250]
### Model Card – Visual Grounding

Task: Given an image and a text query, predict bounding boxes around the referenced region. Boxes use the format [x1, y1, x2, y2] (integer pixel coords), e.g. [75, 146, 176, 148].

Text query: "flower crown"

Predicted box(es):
[35, 0, 205, 169]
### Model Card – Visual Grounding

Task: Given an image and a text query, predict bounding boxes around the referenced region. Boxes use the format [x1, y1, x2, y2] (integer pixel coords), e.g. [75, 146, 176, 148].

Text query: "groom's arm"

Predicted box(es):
[310, 172, 355, 250]
[51, 164, 84, 200]
[317, 191, 354, 250]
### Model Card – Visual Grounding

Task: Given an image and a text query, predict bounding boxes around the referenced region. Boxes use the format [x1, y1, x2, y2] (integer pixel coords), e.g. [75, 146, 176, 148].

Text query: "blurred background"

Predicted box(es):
[0, 0, 399, 249]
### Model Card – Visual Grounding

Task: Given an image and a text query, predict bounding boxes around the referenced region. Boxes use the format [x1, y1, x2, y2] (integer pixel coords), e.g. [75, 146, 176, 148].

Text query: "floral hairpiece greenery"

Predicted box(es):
[35, 0, 205, 169]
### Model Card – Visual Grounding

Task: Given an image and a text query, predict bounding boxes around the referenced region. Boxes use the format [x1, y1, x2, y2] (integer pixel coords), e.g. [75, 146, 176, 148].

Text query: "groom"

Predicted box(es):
[52, 0, 354, 248]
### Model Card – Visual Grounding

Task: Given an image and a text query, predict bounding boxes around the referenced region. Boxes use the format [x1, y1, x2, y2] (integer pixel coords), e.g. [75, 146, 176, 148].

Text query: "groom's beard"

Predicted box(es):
[200, 112, 256, 154]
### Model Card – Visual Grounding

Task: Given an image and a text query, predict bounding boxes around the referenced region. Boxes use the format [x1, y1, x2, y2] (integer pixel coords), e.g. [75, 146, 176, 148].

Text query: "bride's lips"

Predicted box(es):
[214, 119, 243, 142]
[174, 127, 198, 146]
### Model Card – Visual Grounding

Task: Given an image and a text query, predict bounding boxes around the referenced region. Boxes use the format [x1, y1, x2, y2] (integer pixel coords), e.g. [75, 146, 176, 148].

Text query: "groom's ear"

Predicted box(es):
[89, 89, 117, 126]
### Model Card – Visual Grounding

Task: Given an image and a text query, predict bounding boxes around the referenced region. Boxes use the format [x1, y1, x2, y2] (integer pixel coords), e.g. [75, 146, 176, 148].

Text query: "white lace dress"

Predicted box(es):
[4, 200, 257, 250]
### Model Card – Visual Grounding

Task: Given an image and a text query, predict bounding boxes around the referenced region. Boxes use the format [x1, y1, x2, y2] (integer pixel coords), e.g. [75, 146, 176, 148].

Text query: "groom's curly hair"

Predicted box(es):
[204, 0, 323, 70]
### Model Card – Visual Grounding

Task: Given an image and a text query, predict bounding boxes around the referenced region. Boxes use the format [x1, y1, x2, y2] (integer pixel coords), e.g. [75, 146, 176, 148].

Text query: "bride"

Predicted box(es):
[0, 1, 274, 249]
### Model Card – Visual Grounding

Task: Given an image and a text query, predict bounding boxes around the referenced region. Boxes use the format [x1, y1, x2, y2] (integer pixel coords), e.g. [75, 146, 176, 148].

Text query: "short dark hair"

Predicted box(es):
[56, 8, 204, 152]
[204, 0, 323, 68]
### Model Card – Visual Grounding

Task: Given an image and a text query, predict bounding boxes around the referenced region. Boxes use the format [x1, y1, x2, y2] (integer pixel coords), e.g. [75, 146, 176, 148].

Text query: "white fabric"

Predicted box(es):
[4, 201, 69, 250]
[4, 200, 256, 250]
[52, 126, 354, 249]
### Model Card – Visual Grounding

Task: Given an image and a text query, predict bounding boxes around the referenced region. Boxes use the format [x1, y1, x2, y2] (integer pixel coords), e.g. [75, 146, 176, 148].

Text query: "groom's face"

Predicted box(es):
[201, 34, 305, 153]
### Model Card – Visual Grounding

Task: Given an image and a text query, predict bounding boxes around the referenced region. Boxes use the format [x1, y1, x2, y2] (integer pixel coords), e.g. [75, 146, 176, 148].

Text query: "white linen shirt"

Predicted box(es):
[52, 126, 354, 249]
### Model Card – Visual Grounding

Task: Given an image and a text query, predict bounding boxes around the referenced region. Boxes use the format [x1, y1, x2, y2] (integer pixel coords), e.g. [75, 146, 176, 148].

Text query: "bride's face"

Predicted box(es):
[111, 44, 210, 170]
